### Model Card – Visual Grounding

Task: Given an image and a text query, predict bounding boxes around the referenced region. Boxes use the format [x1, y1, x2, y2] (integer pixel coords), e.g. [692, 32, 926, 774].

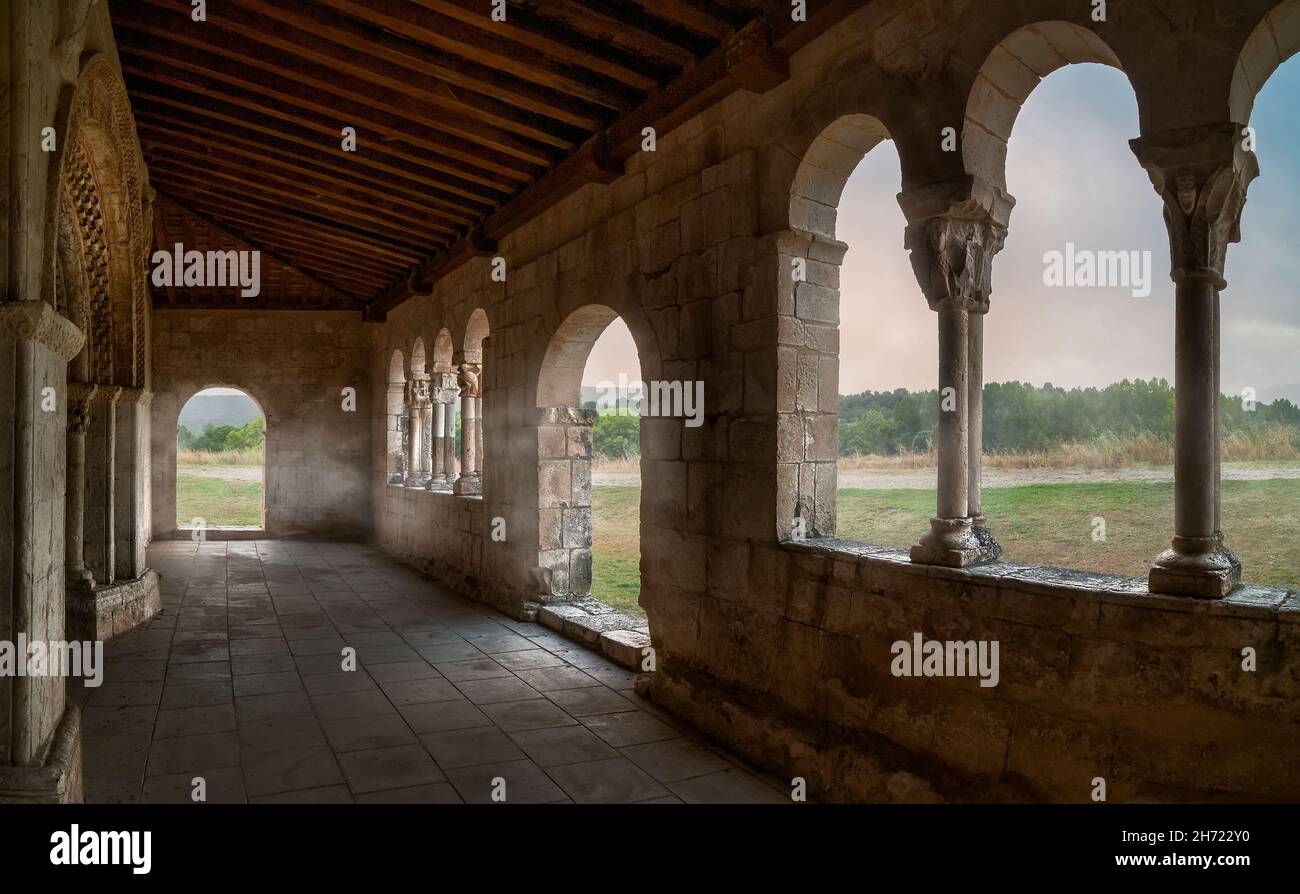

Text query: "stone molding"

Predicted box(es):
[0, 301, 86, 360]
[1130, 123, 1259, 287]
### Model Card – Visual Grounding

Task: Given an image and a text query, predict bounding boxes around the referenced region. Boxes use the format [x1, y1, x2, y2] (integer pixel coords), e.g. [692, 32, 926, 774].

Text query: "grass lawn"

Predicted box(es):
[176, 476, 263, 528]
[588, 479, 1299, 614]
[835, 478, 1299, 590]
[591, 485, 644, 617]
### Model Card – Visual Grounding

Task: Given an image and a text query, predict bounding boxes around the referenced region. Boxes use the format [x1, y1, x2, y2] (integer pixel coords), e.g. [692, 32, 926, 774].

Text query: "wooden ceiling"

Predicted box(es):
[113, 0, 857, 316]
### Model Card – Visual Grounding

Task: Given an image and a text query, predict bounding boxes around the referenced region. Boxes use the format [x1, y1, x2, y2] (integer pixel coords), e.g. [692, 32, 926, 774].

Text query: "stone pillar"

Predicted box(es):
[900, 178, 1011, 567]
[83, 385, 121, 586]
[405, 372, 431, 487]
[428, 370, 457, 489]
[443, 400, 458, 483]
[386, 381, 405, 484]
[113, 387, 151, 581]
[1131, 124, 1257, 598]
[65, 382, 97, 590]
[0, 300, 85, 802]
[454, 362, 483, 495]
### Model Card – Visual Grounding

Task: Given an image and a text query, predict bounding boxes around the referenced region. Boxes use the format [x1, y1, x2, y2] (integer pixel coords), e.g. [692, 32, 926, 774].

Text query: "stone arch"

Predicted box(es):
[963, 21, 1128, 191]
[49, 52, 150, 389]
[788, 114, 894, 242]
[463, 308, 490, 364]
[386, 349, 408, 485]
[533, 304, 652, 605]
[173, 386, 267, 530]
[432, 328, 454, 369]
[1231, 0, 1300, 123]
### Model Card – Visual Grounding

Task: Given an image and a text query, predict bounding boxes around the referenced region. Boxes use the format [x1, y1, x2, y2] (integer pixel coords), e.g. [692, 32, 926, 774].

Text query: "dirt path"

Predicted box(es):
[593, 464, 1300, 489]
[177, 465, 262, 483]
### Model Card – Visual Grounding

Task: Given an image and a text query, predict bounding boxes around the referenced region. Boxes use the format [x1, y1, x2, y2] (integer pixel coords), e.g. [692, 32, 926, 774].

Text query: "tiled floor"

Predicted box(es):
[75, 540, 788, 804]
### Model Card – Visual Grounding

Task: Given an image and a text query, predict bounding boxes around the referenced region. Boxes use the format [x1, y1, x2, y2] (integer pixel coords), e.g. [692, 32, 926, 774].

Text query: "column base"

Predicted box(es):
[453, 474, 482, 496]
[67, 568, 161, 642]
[910, 517, 1000, 568]
[0, 704, 83, 803]
[1148, 537, 1241, 599]
[426, 476, 453, 492]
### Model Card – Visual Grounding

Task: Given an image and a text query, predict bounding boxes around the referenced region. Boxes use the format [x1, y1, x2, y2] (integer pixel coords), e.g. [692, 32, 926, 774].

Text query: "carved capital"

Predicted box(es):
[0, 301, 86, 360]
[899, 177, 1012, 314]
[904, 216, 1006, 313]
[459, 363, 483, 399]
[67, 382, 97, 434]
[406, 373, 432, 408]
[1130, 124, 1258, 286]
[435, 371, 460, 403]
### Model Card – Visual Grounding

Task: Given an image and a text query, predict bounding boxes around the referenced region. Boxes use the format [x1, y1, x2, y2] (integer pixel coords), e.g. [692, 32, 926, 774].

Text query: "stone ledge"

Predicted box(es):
[67, 569, 161, 642]
[536, 598, 650, 669]
[781, 537, 1296, 622]
[0, 704, 83, 804]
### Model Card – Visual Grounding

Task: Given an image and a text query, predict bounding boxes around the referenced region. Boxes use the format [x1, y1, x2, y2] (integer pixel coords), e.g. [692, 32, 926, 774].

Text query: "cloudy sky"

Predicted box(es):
[586, 61, 1299, 405]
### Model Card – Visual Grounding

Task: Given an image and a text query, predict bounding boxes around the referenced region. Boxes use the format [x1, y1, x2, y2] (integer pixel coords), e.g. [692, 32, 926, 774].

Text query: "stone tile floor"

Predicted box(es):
[74, 540, 789, 804]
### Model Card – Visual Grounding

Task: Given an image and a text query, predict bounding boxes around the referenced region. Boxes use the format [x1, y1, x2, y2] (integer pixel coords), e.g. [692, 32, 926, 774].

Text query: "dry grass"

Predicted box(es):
[840, 427, 1300, 471]
[177, 448, 263, 466]
[592, 455, 642, 475]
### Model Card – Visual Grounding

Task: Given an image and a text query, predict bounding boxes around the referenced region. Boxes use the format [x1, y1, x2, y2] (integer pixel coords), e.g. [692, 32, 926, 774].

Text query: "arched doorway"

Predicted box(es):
[535, 305, 644, 616]
[175, 387, 266, 532]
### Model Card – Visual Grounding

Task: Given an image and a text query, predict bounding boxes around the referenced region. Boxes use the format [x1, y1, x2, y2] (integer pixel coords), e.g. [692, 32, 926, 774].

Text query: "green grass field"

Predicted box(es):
[176, 476, 263, 528]
[590, 479, 1299, 617]
[176, 473, 1298, 614]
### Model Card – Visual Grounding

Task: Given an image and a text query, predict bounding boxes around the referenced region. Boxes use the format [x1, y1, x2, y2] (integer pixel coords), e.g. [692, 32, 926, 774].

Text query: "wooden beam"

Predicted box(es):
[116, 43, 548, 182]
[316, 0, 644, 112]
[135, 116, 484, 226]
[141, 139, 466, 238]
[122, 0, 587, 151]
[372, 13, 808, 317]
[514, 0, 707, 68]
[154, 192, 365, 305]
[128, 91, 507, 209]
[227, 0, 613, 130]
[404, 0, 673, 91]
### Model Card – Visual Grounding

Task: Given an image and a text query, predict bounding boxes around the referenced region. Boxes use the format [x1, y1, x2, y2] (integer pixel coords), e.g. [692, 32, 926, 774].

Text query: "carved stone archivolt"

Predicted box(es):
[51, 52, 150, 389]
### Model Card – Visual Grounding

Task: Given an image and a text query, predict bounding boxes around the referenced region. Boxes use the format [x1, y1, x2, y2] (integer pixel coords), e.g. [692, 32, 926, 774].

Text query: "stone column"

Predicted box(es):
[428, 370, 457, 489]
[967, 311, 987, 526]
[454, 362, 483, 495]
[443, 400, 458, 483]
[114, 386, 151, 581]
[404, 373, 431, 487]
[386, 381, 406, 484]
[900, 178, 1011, 567]
[84, 385, 122, 586]
[1131, 124, 1257, 598]
[65, 382, 97, 590]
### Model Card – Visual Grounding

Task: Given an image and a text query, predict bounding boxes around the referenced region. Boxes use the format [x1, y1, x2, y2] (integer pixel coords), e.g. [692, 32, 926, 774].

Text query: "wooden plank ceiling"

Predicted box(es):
[112, 0, 854, 316]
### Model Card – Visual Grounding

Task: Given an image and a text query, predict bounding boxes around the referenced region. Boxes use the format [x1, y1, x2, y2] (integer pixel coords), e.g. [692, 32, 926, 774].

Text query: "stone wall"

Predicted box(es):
[151, 310, 372, 540]
[364, 0, 1300, 802]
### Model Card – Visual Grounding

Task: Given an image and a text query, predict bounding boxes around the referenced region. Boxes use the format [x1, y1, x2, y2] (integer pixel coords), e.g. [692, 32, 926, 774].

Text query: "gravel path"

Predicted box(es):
[594, 464, 1300, 489]
[177, 465, 263, 483]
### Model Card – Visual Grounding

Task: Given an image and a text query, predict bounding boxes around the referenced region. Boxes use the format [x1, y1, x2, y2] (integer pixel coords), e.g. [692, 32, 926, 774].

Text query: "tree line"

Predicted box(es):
[839, 379, 1300, 456]
[178, 419, 265, 453]
[586, 380, 1300, 459]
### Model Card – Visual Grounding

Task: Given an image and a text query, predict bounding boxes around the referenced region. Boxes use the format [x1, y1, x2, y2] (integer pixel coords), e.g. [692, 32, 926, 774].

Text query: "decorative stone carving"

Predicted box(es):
[459, 362, 482, 398]
[1130, 123, 1259, 286]
[903, 215, 1007, 313]
[66, 383, 97, 435]
[0, 301, 86, 361]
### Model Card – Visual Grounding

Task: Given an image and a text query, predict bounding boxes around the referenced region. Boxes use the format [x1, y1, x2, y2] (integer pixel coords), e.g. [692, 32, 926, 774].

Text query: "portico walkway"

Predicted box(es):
[75, 541, 787, 804]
